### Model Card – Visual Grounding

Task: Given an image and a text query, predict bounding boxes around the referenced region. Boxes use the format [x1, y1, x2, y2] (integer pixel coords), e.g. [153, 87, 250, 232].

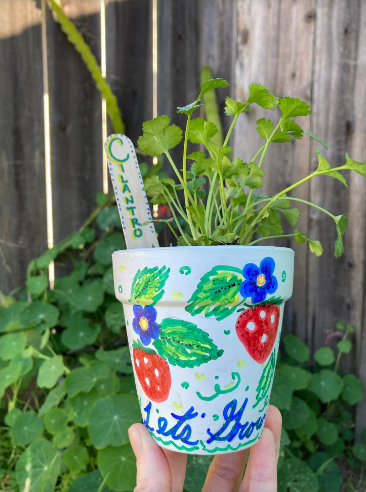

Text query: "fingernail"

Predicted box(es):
[129, 427, 143, 457]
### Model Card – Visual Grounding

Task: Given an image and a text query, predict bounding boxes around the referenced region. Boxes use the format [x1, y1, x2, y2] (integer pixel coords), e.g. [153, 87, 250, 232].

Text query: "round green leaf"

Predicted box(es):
[105, 302, 125, 333]
[314, 347, 335, 366]
[94, 232, 125, 266]
[26, 274, 48, 296]
[39, 381, 66, 416]
[96, 372, 121, 397]
[0, 361, 21, 395]
[5, 408, 22, 427]
[310, 370, 343, 403]
[37, 355, 65, 389]
[63, 445, 89, 473]
[353, 443, 366, 461]
[184, 455, 212, 492]
[65, 362, 109, 398]
[282, 397, 311, 430]
[81, 226, 96, 244]
[53, 276, 80, 306]
[310, 452, 342, 492]
[342, 374, 364, 405]
[88, 262, 107, 276]
[341, 427, 354, 442]
[88, 394, 141, 449]
[12, 410, 44, 445]
[278, 456, 319, 492]
[20, 301, 59, 333]
[11, 352, 33, 376]
[16, 439, 61, 492]
[98, 444, 137, 491]
[328, 437, 346, 457]
[54, 426, 75, 449]
[316, 417, 338, 446]
[96, 346, 133, 373]
[277, 365, 311, 391]
[71, 261, 89, 282]
[73, 280, 105, 312]
[97, 206, 122, 230]
[0, 302, 27, 333]
[96, 192, 109, 206]
[103, 267, 115, 295]
[0, 332, 27, 360]
[120, 375, 137, 396]
[68, 470, 113, 492]
[69, 388, 99, 427]
[59, 307, 84, 328]
[283, 335, 310, 363]
[61, 320, 101, 350]
[295, 409, 318, 438]
[270, 373, 293, 410]
[44, 407, 68, 435]
[337, 338, 352, 354]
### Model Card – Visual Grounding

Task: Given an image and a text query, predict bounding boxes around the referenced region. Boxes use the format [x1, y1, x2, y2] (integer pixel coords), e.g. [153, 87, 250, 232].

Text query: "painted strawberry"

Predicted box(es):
[235, 304, 281, 364]
[132, 340, 171, 403]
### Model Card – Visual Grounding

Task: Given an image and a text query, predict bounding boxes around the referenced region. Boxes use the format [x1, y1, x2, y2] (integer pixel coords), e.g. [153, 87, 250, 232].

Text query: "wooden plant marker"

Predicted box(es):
[104, 134, 159, 249]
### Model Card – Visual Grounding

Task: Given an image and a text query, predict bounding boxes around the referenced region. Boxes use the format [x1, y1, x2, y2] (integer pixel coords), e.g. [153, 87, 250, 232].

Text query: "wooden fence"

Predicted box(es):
[1, 0, 366, 435]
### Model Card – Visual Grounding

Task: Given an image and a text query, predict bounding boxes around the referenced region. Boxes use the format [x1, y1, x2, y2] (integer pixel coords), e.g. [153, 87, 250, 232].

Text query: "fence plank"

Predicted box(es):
[0, 1, 47, 293]
[234, 0, 315, 342]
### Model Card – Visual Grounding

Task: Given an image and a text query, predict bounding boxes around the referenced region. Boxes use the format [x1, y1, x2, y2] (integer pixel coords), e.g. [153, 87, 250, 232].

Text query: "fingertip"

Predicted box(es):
[128, 424, 143, 457]
[266, 405, 282, 428]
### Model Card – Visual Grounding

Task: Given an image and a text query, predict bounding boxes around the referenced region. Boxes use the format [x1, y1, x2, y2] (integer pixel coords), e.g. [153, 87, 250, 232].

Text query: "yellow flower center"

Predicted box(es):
[139, 316, 149, 331]
[256, 274, 266, 287]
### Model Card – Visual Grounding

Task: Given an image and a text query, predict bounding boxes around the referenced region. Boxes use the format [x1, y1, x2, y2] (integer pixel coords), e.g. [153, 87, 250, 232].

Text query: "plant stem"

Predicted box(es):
[223, 115, 239, 147]
[247, 233, 307, 246]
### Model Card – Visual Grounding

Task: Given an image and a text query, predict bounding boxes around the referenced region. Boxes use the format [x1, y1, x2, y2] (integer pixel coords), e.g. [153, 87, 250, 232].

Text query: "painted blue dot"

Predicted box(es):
[201, 413, 206, 418]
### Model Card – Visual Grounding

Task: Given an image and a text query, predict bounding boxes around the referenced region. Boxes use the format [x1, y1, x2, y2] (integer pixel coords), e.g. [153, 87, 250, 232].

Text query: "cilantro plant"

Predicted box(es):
[138, 79, 366, 255]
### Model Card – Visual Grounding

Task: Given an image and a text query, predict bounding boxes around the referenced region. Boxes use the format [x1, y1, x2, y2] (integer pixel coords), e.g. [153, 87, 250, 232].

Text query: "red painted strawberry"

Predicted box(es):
[132, 340, 171, 403]
[235, 304, 281, 364]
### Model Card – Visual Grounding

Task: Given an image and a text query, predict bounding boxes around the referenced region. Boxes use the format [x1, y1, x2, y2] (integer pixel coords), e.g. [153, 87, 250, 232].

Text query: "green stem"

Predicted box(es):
[167, 200, 191, 246]
[247, 233, 307, 246]
[182, 116, 196, 236]
[223, 115, 239, 147]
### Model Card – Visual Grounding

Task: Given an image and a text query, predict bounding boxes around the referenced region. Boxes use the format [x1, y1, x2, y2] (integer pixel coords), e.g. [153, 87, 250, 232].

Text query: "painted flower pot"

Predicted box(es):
[112, 245, 294, 455]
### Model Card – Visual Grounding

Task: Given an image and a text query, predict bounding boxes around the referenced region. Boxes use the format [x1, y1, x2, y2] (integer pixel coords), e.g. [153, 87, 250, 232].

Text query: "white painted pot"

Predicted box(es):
[113, 245, 294, 455]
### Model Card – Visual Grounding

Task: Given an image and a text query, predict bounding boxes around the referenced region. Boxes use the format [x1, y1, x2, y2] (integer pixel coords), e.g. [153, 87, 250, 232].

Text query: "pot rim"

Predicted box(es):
[113, 244, 295, 256]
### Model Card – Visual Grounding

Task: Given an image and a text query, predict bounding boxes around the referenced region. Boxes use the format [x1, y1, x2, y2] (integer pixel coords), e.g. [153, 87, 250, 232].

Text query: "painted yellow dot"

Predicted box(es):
[140, 317, 149, 331]
[195, 373, 205, 381]
[120, 265, 126, 272]
[170, 292, 183, 300]
[256, 274, 266, 287]
[173, 401, 183, 410]
[237, 360, 246, 369]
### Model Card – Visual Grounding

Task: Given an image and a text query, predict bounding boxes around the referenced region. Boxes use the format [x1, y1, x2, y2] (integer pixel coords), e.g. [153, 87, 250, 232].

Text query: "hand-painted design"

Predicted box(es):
[201, 413, 206, 418]
[282, 270, 286, 282]
[196, 372, 241, 401]
[119, 265, 126, 272]
[132, 340, 171, 403]
[240, 257, 278, 304]
[237, 360, 246, 369]
[153, 319, 224, 369]
[213, 414, 219, 421]
[252, 350, 276, 409]
[224, 330, 231, 335]
[173, 401, 183, 410]
[118, 285, 123, 293]
[195, 373, 205, 381]
[179, 266, 191, 275]
[181, 382, 189, 389]
[129, 266, 170, 306]
[235, 304, 280, 364]
[170, 292, 183, 299]
[132, 305, 159, 346]
[200, 434, 261, 454]
[106, 136, 130, 164]
[186, 266, 245, 321]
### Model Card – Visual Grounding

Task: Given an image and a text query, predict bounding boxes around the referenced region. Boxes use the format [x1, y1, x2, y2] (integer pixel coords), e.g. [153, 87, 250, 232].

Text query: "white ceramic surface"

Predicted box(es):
[113, 246, 294, 454]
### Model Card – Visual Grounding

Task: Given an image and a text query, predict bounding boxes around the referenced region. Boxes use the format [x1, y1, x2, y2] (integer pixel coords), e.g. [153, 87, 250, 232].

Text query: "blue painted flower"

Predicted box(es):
[240, 257, 278, 304]
[132, 305, 159, 346]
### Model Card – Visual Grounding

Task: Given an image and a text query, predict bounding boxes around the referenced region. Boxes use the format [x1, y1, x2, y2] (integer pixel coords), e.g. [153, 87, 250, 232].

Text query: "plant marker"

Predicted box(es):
[105, 134, 159, 249]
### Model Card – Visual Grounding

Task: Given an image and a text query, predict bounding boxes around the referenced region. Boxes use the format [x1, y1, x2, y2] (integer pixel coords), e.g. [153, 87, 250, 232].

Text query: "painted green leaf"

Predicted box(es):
[44, 408, 68, 435]
[37, 355, 65, 389]
[153, 318, 224, 369]
[105, 302, 125, 333]
[283, 334, 310, 363]
[277, 365, 311, 391]
[54, 427, 75, 449]
[310, 370, 343, 403]
[12, 411, 44, 445]
[61, 320, 101, 350]
[129, 266, 170, 305]
[314, 347, 335, 366]
[88, 394, 141, 449]
[19, 301, 59, 333]
[96, 346, 133, 373]
[0, 332, 27, 360]
[39, 381, 66, 416]
[342, 374, 364, 405]
[73, 280, 105, 312]
[98, 444, 137, 491]
[253, 350, 276, 409]
[16, 440, 61, 492]
[63, 445, 89, 473]
[316, 417, 338, 446]
[270, 373, 293, 410]
[94, 232, 125, 266]
[282, 397, 310, 430]
[65, 362, 109, 398]
[26, 274, 48, 296]
[295, 409, 318, 439]
[68, 470, 113, 492]
[185, 266, 243, 321]
[69, 388, 99, 427]
[278, 456, 319, 492]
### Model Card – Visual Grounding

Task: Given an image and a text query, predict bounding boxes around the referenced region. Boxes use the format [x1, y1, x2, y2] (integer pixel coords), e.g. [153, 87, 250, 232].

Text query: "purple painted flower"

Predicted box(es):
[132, 305, 159, 346]
[240, 257, 278, 304]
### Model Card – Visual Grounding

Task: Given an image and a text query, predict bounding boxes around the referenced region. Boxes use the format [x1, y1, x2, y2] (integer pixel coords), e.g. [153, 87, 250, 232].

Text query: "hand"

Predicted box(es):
[128, 404, 282, 492]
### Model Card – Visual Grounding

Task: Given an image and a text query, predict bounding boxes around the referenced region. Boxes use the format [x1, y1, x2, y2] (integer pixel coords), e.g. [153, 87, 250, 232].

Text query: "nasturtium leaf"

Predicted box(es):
[353, 443, 366, 461]
[277, 365, 311, 391]
[283, 334, 310, 363]
[341, 427, 354, 442]
[96, 372, 121, 397]
[97, 206, 121, 230]
[73, 280, 105, 313]
[39, 381, 66, 416]
[256, 118, 274, 140]
[129, 266, 170, 306]
[295, 409, 318, 438]
[316, 417, 338, 446]
[71, 261, 89, 282]
[105, 302, 125, 333]
[59, 307, 84, 328]
[5, 408, 22, 427]
[63, 445, 89, 473]
[314, 347, 335, 366]
[12, 411, 44, 445]
[81, 226, 96, 244]
[37, 355, 65, 389]
[44, 407, 68, 435]
[19, 301, 59, 333]
[137, 115, 183, 156]
[40, 328, 50, 349]
[0, 301, 27, 332]
[334, 214, 348, 257]
[35, 246, 59, 269]
[310, 452, 342, 492]
[11, 352, 33, 377]
[94, 232, 125, 266]
[96, 192, 109, 206]
[270, 373, 293, 410]
[184, 455, 213, 492]
[68, 470, 113, 492]
[279, 97, 311, 119]
[153, 318, 224, 369]
[88, 394, 141, 449]
[247, 83, 278, 109]
[26, 274, 48, 296]
[328, 437, 346, 457]
[120, 375, 137, 395]
[96, 346, 133, 373]
[0, 332, 27, 360]
[0, 361, 21, 395]
[69, 388, 99, 426]
[304, 130, 328, 149]
[16, 439, 61, 492]
[310, 370, 343, 403]
[65, 363, 109, 398]
[102, 267, 115, 295]
[282, 397, 310, 430]
[342, 374, 364, 405]
[62, 319, 101, 350]
[281, 119, 304, 139]
[54, 426, 75, 449]
[98, 444, 137, 491]
[337, 338, 352, 354]
[342, 153, 366, 178]
[278, 456, 319, 492]
[188, 118, 218, 145]
[88, 262, 107, 277]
